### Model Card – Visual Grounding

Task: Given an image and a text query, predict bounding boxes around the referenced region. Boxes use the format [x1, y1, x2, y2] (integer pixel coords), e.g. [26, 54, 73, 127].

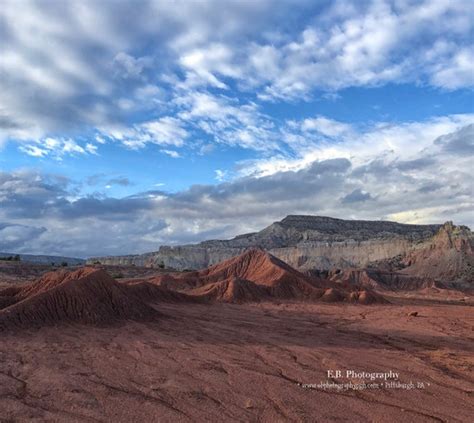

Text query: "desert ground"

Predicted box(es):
[0, 292, 474, 422]
[0, 260, 472, 423]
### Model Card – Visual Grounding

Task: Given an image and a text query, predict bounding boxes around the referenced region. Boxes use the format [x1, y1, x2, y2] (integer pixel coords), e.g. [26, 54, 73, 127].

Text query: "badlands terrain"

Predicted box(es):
[0, 216, 473, 422]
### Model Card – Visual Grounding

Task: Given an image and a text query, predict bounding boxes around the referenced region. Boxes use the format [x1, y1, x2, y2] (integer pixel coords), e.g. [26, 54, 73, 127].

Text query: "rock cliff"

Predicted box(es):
[88, 215, 468, 276]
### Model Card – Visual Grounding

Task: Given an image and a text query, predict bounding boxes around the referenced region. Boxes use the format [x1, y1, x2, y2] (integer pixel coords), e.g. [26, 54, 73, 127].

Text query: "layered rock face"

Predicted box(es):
[324, 221, 474, 289]
[399, 222, 473, 287]
[88, 215, 452, 272]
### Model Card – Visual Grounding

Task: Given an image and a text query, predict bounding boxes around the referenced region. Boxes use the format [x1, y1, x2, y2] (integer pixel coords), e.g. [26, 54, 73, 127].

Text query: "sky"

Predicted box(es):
[0, 0, 473, 258]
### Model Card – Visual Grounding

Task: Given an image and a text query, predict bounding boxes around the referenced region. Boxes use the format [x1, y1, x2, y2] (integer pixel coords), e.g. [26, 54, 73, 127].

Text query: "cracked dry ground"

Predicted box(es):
[0, 299, 473, 422]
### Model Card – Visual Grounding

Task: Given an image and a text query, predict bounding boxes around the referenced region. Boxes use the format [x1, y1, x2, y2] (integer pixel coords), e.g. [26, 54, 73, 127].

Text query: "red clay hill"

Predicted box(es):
[0, 268, 161, 329]
[152, 249, 387, 304]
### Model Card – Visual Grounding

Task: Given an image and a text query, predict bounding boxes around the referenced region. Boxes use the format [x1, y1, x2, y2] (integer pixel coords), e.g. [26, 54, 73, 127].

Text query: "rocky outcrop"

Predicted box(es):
[88, 215, 445, 271]
[87, 252, 154, 267]
[326, 222, 474, 289]
[399, 222, 473, 288]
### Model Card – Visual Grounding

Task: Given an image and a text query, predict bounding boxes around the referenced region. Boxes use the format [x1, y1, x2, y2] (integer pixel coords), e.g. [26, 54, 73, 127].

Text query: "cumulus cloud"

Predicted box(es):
[428, 47, 474, 90]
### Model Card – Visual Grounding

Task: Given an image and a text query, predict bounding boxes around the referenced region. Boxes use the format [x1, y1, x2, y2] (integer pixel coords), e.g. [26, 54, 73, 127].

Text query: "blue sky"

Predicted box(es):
[0, 0, 473, 257]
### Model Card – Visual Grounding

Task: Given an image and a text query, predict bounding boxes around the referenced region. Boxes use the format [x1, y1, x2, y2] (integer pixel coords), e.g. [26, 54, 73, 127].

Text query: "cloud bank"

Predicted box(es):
[1, 122, 472, 257]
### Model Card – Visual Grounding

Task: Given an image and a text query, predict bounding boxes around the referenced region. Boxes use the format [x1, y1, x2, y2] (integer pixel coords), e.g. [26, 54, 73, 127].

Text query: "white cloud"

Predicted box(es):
[18, 137, 98, 160]
[240, 0, 474, 99]
[176, 91, 278, 151]
[429, 48, 474, 89]
[239, 113, 474, 177]
[102, 117, 189, 149]
[179, 43, 240, 89]
[19, 145, 48, 158]
[299, 116, 353, 137]
[140, 117, 188, 147]
[85, 143, 99, 155]
[161, 149, 181, 158]
[62, 139, 85, 154]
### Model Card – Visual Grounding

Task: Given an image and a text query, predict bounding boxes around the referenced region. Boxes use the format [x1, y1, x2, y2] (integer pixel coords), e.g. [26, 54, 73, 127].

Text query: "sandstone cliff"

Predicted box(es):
[399, 221, 474, 287]
[88, 215, 459, 274]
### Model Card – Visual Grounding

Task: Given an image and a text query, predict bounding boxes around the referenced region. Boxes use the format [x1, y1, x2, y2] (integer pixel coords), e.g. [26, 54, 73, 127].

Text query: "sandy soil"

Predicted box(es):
[1, 296, 473, 422]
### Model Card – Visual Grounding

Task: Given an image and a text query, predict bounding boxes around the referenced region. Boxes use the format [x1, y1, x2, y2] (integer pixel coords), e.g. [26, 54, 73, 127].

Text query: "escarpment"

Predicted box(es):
[88, 216, 472, 286]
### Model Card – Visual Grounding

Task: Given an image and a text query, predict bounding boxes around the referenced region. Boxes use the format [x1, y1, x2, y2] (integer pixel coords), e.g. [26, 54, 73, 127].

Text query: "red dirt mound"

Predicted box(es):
[153, 249, 325, 301]
[151, 249, 385, 304]
[153, 249, 323, 287]
[0, 268, 159, 329]
[189, 277, 272, 303]
[200, 249, 325, 287]
[14, 267, 101, 300]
